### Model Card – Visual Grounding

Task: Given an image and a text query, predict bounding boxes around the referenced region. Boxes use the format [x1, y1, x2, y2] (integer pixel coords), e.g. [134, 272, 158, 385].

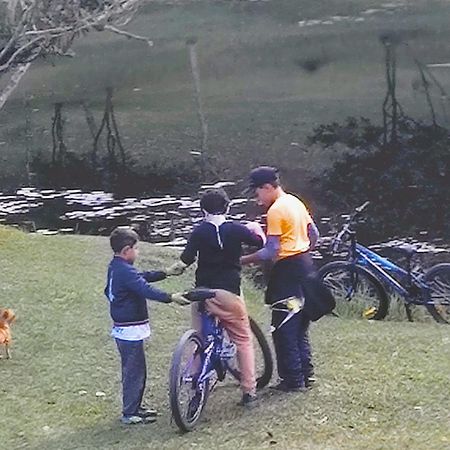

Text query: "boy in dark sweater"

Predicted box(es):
[105, 227, 189, 425]
[165, 189, 265, 407]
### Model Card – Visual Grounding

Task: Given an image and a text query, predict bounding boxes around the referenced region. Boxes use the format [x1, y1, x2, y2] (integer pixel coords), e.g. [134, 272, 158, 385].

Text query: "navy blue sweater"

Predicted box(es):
[181, 221, 263, 295]
[104, 256, 171, 326]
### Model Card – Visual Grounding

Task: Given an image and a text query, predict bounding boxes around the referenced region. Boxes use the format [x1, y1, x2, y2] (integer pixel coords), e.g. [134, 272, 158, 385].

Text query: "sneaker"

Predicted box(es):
[269, 380, 304, 393]
[238, 393, 258, 409]
[120, 415, 154, 425]
[137, 406, 158, 418]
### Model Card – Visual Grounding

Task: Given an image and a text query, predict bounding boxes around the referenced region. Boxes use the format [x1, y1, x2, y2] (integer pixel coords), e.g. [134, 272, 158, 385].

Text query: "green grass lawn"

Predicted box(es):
[1, 225, 449, 449]
[1, 0, 450, 189]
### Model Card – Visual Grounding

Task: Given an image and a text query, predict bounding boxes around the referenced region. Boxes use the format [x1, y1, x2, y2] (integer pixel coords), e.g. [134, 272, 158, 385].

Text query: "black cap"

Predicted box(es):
[246, 166, 280, 192]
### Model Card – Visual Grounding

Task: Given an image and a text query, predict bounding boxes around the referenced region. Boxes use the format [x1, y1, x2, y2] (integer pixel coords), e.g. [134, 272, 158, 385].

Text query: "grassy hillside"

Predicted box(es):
[1, 0, 450, 190]
[1, 225, 449, 449]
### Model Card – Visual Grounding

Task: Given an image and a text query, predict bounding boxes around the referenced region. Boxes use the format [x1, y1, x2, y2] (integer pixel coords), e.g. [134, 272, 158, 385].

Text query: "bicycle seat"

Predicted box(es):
[184, 289, 216, 302]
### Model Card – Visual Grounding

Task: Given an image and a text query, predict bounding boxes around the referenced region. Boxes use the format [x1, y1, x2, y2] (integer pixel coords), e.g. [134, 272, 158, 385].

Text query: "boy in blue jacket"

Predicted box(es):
[104, 227, 189, 425]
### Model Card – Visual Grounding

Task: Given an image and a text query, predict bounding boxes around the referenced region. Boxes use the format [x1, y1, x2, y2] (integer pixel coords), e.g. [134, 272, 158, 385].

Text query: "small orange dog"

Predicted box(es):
[0, 308, 16, 359]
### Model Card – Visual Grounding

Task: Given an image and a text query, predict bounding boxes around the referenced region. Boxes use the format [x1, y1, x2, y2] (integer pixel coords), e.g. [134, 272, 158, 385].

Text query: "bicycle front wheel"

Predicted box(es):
[424, 263, 450, 324]
[319, 261, 389, 320]
[169, 330, 209, 432]
[225, 317, 273, 389]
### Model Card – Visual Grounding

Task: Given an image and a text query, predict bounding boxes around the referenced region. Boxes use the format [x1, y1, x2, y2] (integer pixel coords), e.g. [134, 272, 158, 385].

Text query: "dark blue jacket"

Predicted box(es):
[181, 221, 263, 295]
[104, 256, 171, 326]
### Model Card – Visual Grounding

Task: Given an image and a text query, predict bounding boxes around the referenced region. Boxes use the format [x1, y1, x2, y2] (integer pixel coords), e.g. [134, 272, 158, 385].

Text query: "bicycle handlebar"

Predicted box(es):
[331, 201, 370, 252]
[183, 288, 216, 302]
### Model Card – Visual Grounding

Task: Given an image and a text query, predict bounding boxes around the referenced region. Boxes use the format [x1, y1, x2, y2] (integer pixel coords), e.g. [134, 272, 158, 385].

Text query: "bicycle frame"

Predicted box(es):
[183, 307, 234, 387]
[196, 311, 224, 384]
[348, 238, 431, 305]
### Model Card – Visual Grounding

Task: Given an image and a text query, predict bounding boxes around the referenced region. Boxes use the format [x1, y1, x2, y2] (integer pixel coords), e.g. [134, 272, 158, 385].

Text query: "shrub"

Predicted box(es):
[310, 117, 450, 240]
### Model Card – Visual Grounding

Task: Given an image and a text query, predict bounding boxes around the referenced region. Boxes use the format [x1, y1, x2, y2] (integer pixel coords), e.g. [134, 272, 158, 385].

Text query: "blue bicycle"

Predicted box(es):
[318, 202, 450, 323]
[169, 289, 273, 432]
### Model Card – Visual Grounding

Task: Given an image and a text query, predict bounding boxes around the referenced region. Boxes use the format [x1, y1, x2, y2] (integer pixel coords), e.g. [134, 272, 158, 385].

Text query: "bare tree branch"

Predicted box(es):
[0, 0, 152, 110]
[0, 62, 32, 110]
[104, 24, 153, 46]
[0, 36, 44, 73]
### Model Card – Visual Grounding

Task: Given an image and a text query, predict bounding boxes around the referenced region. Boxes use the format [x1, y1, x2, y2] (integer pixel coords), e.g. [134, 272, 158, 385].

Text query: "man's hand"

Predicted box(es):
[165, 261, 188, 276]
[170, 292, 191, 306]
[245, 221, 267, 245]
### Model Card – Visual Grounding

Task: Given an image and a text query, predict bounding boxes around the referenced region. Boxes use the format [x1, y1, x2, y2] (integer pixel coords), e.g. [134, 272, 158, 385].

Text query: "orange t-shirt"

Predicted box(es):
[266, 193, 313, 259]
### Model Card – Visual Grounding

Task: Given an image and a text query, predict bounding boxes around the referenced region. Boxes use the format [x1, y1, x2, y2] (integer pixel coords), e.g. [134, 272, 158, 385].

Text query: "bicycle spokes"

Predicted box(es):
[177, 341, 206, 423]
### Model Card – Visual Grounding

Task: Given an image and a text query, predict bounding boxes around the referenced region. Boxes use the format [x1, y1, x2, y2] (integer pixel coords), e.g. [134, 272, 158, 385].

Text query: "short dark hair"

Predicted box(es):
[110, 227, 139, 253]
[200, 188, 230, 214]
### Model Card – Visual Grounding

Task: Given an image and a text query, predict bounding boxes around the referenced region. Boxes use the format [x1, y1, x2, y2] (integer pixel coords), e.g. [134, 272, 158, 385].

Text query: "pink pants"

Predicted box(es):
[191, 289, 256, 395]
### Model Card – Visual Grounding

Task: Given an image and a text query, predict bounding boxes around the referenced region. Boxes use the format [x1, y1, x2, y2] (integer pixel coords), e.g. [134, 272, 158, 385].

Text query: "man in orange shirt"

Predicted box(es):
[241, 166, 319, 392]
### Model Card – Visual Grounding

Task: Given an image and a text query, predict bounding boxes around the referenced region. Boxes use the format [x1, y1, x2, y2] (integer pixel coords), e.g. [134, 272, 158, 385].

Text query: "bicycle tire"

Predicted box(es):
[423, 263, 450, 324]
[225, 316, 273, 389]
[169, 329, 209, 432]
[318, 261, 389, 320]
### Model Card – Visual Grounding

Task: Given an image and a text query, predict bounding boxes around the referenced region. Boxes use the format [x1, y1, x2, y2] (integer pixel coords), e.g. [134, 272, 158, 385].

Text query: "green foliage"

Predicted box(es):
[312, 118, 450, 240]
[308, 117, 382, 149]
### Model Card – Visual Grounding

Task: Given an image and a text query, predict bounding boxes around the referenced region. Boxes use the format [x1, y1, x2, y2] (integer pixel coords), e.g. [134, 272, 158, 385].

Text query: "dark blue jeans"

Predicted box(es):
[272, 310, 313, 387]
[115, 339, 147, 416]
[266, 253, 315, 388]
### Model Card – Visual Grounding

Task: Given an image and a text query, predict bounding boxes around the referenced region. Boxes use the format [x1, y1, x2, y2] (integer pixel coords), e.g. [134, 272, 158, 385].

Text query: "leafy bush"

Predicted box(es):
[311, 117, 450, 240]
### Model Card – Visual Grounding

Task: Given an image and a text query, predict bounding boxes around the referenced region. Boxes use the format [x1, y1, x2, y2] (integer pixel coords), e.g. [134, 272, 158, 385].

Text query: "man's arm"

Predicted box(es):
[308, 221, 320, 250]
[240, 235, 281, 265]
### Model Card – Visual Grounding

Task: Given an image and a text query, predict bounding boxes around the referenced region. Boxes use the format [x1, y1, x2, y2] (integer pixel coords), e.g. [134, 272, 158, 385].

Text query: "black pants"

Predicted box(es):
[266, 253, 315, 387]
[272, 310, 313, 387]
[115, 339, 147, 416]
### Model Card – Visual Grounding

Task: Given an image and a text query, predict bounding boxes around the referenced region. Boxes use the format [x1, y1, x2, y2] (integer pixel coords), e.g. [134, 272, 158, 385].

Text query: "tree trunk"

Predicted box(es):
[6, 0, 19, 23]
[187, 40, 208, 176]
[0, 63, 32, 111]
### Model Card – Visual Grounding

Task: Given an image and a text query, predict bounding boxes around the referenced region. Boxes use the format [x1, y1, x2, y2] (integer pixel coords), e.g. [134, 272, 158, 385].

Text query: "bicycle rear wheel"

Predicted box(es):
[225, 316, 273, 389]
[169, 330, 209, 432]
[318, 261, 389, 320]
[424, 263, 450, 324]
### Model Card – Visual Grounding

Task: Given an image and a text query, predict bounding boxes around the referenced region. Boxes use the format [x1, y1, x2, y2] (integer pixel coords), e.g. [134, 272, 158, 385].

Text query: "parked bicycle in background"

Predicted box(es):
[318, 202, 450, 323]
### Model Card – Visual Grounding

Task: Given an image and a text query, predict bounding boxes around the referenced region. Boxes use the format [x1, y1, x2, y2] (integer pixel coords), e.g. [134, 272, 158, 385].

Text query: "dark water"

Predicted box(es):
[1, 184, 449, 267]
[0, 183, 246, 248]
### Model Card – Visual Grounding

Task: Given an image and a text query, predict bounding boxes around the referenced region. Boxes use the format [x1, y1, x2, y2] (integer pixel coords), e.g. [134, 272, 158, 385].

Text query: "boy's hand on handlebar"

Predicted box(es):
[170, 292, 191, 306]
[165, 261, 188, 276]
